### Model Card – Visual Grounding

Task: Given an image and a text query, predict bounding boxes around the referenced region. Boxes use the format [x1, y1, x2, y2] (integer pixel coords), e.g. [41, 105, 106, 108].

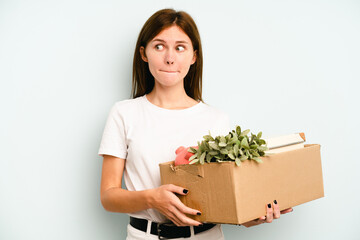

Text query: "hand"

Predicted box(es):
[241, 200, 293, 228]
[148, 184, 202, 227]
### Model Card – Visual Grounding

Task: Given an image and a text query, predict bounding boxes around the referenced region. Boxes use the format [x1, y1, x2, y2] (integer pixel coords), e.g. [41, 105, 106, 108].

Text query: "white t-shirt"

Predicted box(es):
[98, 94, 230, 222]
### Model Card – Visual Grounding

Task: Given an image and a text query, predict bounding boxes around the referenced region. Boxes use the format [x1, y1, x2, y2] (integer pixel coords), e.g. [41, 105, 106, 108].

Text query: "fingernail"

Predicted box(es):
[197, 212, 201, 216]
[268, 203, 271, 208]
[274, 200, 277, 204]
[183, 189, 188, 194]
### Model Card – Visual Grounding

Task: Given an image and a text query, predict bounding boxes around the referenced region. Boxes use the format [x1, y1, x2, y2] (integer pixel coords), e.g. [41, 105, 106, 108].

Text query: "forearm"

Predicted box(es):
[101, 187, 154, 213]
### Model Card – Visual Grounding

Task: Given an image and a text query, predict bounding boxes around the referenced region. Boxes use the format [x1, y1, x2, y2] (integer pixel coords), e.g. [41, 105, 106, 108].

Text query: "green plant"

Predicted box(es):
[187, 126, 269, 166]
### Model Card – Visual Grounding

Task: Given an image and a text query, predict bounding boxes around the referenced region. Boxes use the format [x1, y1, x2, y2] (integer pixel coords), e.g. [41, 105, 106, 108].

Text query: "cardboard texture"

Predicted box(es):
[159, 144, 324, 225]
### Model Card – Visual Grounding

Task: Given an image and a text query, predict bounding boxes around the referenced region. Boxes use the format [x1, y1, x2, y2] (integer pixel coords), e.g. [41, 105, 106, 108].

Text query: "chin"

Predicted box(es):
[157, 79, 183, 88]
[155, 76, 184, 87]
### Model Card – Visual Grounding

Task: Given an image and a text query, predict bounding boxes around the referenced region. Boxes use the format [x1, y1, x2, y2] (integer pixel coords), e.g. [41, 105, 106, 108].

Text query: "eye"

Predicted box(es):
[176, 45, 185, 52]
[155, 44, 164, 50]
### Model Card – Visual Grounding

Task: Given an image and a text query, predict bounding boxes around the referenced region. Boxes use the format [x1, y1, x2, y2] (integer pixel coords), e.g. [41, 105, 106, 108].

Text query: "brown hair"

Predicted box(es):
[131, 8, 203, 102]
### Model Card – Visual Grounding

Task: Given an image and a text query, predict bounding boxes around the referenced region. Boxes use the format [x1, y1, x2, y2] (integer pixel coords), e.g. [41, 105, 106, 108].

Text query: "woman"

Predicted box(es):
[98, 8, 292, 239]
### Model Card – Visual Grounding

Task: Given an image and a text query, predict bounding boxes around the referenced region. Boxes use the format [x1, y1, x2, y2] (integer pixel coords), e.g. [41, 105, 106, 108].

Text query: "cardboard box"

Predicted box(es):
[159, 144, 324, 225]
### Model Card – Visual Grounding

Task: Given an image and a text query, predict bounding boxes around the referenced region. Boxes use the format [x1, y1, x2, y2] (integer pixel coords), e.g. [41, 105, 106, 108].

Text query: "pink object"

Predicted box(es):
[174, 146, 198, 166]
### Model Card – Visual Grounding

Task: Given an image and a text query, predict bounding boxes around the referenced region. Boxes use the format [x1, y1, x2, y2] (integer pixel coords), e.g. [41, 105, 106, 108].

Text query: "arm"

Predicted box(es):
[100, 155, 202, 226]
[100, 154, 151, 212]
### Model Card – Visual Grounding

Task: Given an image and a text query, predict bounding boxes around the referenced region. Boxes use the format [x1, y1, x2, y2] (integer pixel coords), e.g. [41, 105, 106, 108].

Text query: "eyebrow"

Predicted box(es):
[151, 38, 190, 45]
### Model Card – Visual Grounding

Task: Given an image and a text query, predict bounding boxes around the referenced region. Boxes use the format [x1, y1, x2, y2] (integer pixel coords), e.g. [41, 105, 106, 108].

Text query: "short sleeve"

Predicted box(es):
[98, 104, 128, 159]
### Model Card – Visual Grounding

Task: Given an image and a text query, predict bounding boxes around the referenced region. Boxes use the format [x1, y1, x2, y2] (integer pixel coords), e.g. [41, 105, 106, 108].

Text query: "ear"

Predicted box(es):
[140, 46, 148, 62]
[191, 50, 197, 65]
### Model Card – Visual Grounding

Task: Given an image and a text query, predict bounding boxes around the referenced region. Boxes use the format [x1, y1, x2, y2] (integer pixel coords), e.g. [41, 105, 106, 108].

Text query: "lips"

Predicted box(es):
[160, 70, 178, 73]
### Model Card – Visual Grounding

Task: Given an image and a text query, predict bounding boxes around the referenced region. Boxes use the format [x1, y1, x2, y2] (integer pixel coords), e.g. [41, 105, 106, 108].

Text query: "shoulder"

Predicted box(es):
[113, 96, 143, 109]
[110, 96, 144, 113]
[106, 96, 145, 122]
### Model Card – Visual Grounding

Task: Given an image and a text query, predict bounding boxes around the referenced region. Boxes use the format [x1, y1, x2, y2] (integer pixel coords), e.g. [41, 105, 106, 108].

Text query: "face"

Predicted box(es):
[140, 25, 197, 88]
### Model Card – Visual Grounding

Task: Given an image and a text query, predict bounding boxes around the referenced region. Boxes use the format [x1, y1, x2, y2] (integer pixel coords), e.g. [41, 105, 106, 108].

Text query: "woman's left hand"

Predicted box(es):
[241, 200, 293, 228]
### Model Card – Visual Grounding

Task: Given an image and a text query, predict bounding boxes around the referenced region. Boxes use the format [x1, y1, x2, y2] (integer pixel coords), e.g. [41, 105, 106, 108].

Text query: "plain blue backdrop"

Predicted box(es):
[1, 0, 359, 239]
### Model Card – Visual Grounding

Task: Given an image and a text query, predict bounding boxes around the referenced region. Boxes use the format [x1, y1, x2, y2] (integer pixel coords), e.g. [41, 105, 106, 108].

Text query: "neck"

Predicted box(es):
[146, 82, 197, 110]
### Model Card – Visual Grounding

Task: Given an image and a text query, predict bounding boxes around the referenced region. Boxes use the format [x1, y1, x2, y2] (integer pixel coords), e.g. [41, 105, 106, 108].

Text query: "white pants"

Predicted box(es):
[126, 221, 225, 240]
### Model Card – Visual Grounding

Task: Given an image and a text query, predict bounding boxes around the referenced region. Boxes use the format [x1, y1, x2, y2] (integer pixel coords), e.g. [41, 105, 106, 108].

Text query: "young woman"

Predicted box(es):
[98, 8, 292, 240]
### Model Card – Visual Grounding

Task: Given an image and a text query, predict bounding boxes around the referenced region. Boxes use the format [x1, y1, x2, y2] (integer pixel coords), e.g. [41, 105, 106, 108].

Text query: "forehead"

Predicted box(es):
[152, 25, 192, 43]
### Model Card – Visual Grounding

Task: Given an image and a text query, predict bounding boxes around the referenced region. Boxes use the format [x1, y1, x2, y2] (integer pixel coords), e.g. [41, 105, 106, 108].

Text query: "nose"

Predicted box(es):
[165, 49, 175, 65]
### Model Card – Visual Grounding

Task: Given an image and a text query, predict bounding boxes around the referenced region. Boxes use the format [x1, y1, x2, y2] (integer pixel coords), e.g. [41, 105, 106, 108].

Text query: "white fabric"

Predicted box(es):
[98, 94, 231, 223]
[126, 222, 225, 240]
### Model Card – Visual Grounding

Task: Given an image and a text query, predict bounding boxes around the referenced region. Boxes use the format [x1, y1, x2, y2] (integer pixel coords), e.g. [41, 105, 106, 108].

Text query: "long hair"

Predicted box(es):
[131, 9, 203, 102]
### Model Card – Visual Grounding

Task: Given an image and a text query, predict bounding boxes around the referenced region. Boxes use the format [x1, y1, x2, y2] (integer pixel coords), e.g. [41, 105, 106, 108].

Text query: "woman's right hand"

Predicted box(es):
[148, 184, 202, 227]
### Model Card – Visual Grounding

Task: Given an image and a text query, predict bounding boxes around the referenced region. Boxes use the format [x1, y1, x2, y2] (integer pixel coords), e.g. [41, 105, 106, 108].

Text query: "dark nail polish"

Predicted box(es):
[274, 200, 277, 204]
[183, 189, 188, 194]
[268, 203, 271, 208]
[197, 212, 201, 216]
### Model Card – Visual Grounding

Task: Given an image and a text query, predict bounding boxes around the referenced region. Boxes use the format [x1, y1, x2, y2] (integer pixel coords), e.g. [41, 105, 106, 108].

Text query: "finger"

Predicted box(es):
[273, 200, 280, 219]
[167, 184, 189, 196]
[172, 205, 202, 226]
[259, 215, 266, 222]
[173, 197, 201, 217]
[166, 209, 183, 226]
[280, 207, 293, 214]
[266, 203, 274, 223]
[164, 205, 185, 227]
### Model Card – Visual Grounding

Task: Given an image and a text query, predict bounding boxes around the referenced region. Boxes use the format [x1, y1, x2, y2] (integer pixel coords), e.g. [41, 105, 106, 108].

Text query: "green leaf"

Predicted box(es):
[252, 157, 263, 163]
[258, 146, 268, 151]
[241, 137, 249, 149]
[209, 142, 220, 150]
[203, 135, 211, 141]
[240, 155, 248, 161]
[236, 126, 241, 136]
[188, 154, 197, 161]
[220, 136, 226, 143]
[250, 144, 257, 149]
[206, 153, 212, 163]
[202, 141, 209, 151]
[228, 153, 235, 160]
[252, 151, 260, 157]
[220, 148, 228, 155]
[233, 132, 238, 139]
[189, 158, 199, 164]
[200, 152, 206, 164]
[219, 142, 227, 147]
[203, 134, 214, 141]
[234, 144, 239, 156]
[208, 150, 218, 156]
[225, 134, 231, 141]
[239, 149, 244, 155]
[241, 129, 250, 136]
[257, 132, 262, 139]
[188, 147, 197, 154]
[235, 158, 241, 166]
[250, 133, 255, 143]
